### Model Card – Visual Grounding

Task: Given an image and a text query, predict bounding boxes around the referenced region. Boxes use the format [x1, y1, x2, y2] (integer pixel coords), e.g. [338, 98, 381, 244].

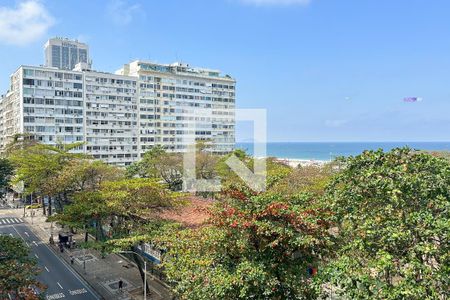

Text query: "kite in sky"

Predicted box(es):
[403, 97, 423, 103]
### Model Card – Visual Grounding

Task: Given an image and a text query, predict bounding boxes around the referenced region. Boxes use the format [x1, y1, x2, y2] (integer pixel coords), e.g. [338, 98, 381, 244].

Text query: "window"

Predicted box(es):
[23, 69, 34, 77]
[23, 78, 34, 85]
[23, 88, 34, 95]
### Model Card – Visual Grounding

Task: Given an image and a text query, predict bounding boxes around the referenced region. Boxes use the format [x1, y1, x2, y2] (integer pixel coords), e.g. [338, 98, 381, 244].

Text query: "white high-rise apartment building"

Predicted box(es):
[118, 60, 235, 154]
[0, 39, 235, 166]
[44, 37, 91, 70]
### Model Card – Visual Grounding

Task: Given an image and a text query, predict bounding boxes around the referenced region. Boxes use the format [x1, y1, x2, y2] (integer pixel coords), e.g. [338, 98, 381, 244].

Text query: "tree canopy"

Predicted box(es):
[0, 158, 14, 197]
[316, 148, 450, 299]
[0, 235, 45, 299]
[158, 191, 332, 299]
[6, 140, 449, 300]
[127, 146, 184, 191]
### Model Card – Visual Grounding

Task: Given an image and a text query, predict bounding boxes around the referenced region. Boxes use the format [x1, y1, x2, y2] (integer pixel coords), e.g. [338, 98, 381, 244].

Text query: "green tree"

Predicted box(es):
[0, 158, 14, 197]
[0, 235, 46, 299]
[127, 146, 183, 190]
[217, 153, 293, 201]
[66, 178, 183, 294]
[8, 142, 85, 214]
[158, 192, 332, 300]
[50, 191, 109, 242]
[269, 163, 335, 197]
[50, 160, 123, 204]
[317, 148, 450, 299]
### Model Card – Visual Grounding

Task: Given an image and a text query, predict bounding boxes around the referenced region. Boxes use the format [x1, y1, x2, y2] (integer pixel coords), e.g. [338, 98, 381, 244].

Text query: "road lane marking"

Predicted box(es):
[35, 254, 39, 259]
[24, 231, 29, 237]
[46, 293, 65, 299]
[14, 218, 20, 223]
[41, 243, 100, 299]
[45, 266, 50, 272]
[33, 241, 38, 246]
[11, 225, 26, 242]
[69, 288, 87, 296]
[5, 219, 10, 223]
[57, 282, 63, 289]
[8, 224, 100, 298]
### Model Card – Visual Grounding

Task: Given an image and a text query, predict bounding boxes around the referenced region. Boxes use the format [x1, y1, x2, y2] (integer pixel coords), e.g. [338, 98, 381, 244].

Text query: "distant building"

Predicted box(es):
[0, 39, 235, 166]
[44, 37, 91, 70]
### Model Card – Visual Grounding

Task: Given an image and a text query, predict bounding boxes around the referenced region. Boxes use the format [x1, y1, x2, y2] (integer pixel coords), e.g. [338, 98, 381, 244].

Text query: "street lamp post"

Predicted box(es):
[22, 193, 25, 218]
[83, 247, 86, 274]
[30, 193, 33, 225]
[117, 250, 147, 300]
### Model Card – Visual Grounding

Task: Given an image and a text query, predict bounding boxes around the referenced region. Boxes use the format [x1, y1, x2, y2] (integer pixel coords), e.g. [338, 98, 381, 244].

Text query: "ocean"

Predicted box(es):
[236, 142, 450, 161]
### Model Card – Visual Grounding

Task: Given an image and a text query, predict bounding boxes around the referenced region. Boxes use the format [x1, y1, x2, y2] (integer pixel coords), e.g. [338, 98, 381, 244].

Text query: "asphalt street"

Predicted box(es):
[0, 215, 100, 300]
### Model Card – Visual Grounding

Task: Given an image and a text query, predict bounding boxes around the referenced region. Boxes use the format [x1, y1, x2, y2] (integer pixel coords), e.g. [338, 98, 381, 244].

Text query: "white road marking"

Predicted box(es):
[11, 226, 26, 242]
[35, 254, 39, 259]
[41, 243, 100, 299]
[45, 266, 50, 272]
[33, 241, 38, 246]
[14, 218, 20, 223]
[69, 288, 87, 295]
[0, 219, 4, 224]
[46, 293, 65, 299]
[24, 231, 29, 237]
[5, 219, 10, 224]
[6, 221, 100, 299]
[57, 282, 63, 289]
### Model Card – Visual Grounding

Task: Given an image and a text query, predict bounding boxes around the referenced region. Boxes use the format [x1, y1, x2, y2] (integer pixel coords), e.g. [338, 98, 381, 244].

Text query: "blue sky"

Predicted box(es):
[1, 0, 449, 142]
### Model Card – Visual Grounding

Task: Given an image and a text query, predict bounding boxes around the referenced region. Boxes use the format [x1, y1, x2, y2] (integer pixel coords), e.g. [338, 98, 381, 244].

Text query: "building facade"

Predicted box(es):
[44, 37, 91, 70]
[118, 60, 235, 154]
[0, 55, 235, 166]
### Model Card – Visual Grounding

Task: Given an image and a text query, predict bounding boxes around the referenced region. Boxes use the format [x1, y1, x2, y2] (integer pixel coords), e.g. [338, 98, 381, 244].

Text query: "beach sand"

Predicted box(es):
[274, 158, 329, 168]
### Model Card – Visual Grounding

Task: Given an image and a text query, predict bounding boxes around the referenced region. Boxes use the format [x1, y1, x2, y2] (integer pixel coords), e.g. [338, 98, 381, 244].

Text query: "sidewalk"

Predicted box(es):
[14, 207, 172, 300]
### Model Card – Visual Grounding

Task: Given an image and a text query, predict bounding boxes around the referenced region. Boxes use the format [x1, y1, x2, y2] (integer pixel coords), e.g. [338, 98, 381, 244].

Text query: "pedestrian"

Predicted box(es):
[118, 279, 123, 292]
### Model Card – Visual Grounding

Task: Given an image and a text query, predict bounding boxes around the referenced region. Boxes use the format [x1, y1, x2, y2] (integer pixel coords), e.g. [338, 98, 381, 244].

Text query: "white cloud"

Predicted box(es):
[107, 0, 141, 26]
[239, 0, 311, 6]
[0, 0, 54, 46]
